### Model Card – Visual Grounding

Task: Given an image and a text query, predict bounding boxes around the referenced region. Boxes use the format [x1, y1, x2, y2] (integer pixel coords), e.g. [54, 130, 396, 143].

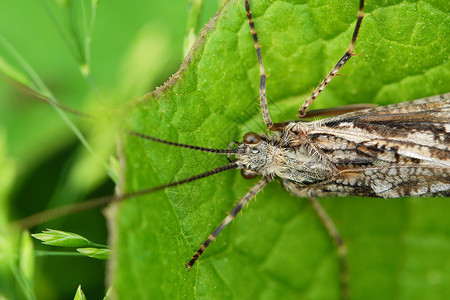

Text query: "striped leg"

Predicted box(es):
[244, 0, 272, 129]
[309, 197, 349, 300]
[298, 0, 365, 117]
[185, 176, 271, 270]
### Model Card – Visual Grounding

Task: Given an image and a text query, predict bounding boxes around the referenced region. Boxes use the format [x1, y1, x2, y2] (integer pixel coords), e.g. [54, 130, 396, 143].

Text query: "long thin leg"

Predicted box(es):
[308, 197, 349, 300]
[268, 103, 377, 131]
[298, 0, 365, 117]
[244, 0, 272, 129]
[301, 103, 376, 118]
[185, 176, 271, 269]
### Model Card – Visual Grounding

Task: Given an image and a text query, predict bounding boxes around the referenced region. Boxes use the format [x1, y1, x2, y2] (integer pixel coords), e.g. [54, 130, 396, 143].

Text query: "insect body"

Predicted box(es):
[182, 93, 450, 293]
[257, 96, 450, 198]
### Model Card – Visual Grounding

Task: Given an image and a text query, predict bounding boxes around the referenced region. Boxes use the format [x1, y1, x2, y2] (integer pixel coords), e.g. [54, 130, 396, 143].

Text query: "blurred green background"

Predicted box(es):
[0, 0, 223, 298]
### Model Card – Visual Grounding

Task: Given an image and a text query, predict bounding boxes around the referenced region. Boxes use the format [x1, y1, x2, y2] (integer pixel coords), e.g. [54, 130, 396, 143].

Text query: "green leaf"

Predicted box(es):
[31, 229, 105, 248]
[19, 231, 35, 284]
[76, 248, 110, 260]
[73, 285, 86, 300]
[0, 130, 36, 299]
[1, 0, 215, 298]
[0, 55, 30, 86]
[103, 286, 111, 300]
[112, 0, 450, 299]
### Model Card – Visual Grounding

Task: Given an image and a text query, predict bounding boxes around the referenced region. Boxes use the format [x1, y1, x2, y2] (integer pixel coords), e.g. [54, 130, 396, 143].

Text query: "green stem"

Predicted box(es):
[34, 250, 85, 257]
[10, 261, 36, 300]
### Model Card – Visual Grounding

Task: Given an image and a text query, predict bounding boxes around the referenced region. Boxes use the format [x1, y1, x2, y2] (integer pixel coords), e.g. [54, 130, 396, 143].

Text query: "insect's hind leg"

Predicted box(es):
[244, 0, 272, 129]
[298, 0, 365, 117]
[308, 197, 349, 300]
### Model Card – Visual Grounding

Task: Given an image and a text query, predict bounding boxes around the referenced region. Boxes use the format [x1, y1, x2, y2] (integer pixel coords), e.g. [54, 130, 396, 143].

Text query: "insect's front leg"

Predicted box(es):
[244, 0, 272, 129]
[185, 176, 271, 270]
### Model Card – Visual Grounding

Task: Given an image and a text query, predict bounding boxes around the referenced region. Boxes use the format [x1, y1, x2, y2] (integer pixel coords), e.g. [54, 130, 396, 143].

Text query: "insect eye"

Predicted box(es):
[240, 169, 259, 180]
[243, 132, 262, 145]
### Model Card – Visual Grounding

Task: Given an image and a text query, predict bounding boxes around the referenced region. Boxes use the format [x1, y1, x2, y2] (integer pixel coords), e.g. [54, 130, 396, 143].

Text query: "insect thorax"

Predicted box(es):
[235, 125, 334, 185]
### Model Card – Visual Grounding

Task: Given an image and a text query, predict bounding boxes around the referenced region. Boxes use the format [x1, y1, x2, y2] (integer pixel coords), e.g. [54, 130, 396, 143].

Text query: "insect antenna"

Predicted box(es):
[126, 130, 240, 154]
[12, 161, 240, 229]
[12, 130, 242, 229]
[6, 71, 244, 229]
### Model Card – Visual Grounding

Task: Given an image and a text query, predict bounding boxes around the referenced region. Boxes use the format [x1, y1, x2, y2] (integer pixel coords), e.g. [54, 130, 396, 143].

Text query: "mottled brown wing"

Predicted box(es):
[323, 93, 449, 123]
[285, 163, 449, 198]
[288, 93, 450, 198]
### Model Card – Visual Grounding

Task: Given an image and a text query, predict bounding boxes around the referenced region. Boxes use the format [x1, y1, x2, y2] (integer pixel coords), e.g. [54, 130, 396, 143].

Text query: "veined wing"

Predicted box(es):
[301, 93, 450, 166]
[286, 93, 450, 198]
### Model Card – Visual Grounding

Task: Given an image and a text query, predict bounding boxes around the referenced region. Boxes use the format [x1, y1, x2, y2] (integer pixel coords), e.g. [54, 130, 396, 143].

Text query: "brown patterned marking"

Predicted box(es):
[244, 0, 272, 129]
[298, 0, 365, 117]
[270, 122, 288, 131]
[323, 93, 450, 122]
[289, 163, 450, 199]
